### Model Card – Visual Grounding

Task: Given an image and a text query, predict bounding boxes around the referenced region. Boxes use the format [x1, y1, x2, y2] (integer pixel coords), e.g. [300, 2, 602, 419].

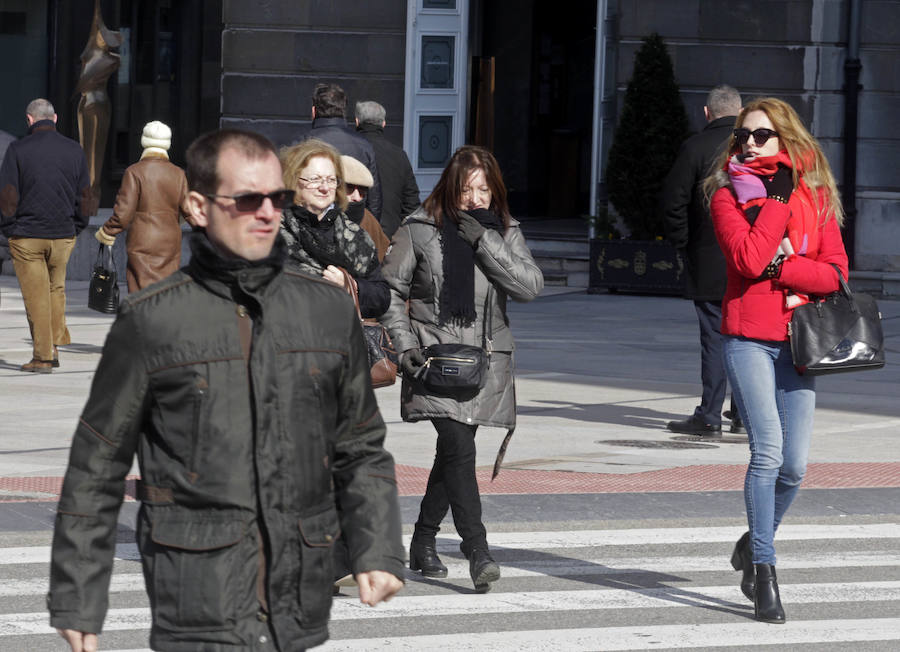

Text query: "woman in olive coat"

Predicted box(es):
[380, 146, 543, 592]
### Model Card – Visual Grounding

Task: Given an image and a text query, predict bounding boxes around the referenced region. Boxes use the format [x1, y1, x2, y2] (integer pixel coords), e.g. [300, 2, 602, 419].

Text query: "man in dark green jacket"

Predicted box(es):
[49, 129, 404, 652]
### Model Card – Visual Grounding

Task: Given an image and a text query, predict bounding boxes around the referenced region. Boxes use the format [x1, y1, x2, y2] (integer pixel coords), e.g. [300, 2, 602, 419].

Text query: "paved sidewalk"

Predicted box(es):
[1, 275, 899, 500]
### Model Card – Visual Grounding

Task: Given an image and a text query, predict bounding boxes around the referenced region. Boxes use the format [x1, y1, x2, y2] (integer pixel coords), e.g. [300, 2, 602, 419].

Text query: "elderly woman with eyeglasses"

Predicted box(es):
[703, 98, 848, 624]
[279, 138, 389, 318]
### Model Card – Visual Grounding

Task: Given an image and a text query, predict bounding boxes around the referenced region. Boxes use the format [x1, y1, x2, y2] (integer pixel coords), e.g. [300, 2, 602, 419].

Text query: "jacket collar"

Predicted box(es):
[187, 233, 287, 305]
[27, 119, 56, 135]
[704, 115, 737, 132]
[356, 123, 383, 136]
[311, 116, 349, 130]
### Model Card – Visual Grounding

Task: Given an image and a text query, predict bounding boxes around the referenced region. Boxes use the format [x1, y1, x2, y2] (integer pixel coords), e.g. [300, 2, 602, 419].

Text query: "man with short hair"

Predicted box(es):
[355, 100, 420, 238]
[49, 128, 404, 651]
[661, 84, 744, 436]
[307, 82, 383, 221]
[0, 99, 90, 372]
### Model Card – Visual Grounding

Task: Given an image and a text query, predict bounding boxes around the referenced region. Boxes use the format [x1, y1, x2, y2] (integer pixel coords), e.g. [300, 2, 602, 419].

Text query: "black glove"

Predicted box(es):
[456, 212, 486, 246]
[400, 347, 426, 378]
[761, 164, 794, 204]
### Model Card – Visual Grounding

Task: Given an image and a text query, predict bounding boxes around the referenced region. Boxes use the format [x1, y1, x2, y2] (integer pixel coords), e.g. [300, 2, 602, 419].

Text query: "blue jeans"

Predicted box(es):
[724, 336, 816, 565]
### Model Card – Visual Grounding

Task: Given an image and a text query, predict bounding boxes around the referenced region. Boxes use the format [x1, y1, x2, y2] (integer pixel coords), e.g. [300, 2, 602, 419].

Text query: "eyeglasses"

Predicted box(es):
[205, 190, 295, 211]
[734, 128, 779, 147]
[299, 176, 341, 188]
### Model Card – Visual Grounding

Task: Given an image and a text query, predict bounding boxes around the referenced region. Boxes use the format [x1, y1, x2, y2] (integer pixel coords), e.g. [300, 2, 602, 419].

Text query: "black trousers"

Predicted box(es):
[414, 418, 487, 554]
[693, 300, 728, 426]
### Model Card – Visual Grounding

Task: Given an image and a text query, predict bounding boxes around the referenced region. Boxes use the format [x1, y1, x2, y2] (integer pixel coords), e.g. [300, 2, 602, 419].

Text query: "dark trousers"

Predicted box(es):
[414, 418, 487, 554]
[693, 300, 728, 426]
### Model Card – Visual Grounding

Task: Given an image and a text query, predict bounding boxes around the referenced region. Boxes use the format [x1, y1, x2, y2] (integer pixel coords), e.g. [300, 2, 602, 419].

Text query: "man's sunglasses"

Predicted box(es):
[734, 128, 779, 147]
[205, 190, 295, 211]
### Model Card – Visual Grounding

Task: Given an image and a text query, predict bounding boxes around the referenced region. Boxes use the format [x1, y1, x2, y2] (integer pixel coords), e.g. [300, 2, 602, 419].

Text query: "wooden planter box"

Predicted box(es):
[589, 239, 684, 295]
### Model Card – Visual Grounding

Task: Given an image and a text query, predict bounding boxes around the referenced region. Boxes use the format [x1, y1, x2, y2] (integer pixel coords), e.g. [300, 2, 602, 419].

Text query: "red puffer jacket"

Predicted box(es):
[710, 187, 848, 342]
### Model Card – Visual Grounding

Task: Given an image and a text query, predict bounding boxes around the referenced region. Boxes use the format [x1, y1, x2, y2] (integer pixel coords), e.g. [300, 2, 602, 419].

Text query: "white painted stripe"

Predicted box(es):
[0, 607, 149, 636]
[405, 550, 900, 581]
[0, 543, 140, 565]
[410, 522, 900, 550]
[3, 581, 898, 635]
[5, 550, 898, 598]
[319, 618, 900, 651]
[3, 523, 897, 565]
[0, 573, 145, 597]
[328, 581, 900, 621]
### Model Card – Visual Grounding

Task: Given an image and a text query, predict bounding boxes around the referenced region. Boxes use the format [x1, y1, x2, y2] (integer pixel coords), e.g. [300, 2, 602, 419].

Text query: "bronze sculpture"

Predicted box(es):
[75, 0, 122, 216]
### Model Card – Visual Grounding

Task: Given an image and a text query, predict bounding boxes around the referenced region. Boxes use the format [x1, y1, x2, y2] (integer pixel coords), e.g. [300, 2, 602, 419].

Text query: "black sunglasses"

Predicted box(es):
[205, 190, 295, 211]
[734, 128, 779, 147]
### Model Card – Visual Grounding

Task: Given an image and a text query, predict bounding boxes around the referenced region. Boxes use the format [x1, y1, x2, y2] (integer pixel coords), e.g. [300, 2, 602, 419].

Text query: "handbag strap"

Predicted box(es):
[829, 263, 857, 312]
[337, 267, 364, 321]
[95, 243, 116, 268]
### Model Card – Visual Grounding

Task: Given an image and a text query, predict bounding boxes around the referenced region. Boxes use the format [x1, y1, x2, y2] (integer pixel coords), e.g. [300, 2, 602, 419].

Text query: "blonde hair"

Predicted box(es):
[279, 138, 348, 211]
[703, 97, 843, 225]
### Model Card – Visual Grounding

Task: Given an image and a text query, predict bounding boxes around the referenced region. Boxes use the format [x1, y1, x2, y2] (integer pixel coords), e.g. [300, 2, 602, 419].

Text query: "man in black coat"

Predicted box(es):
[355, 101, 420, 237]
[307, 83, 382, 221]
[661, 85, 744, 436]
[0, 99, 90, 372]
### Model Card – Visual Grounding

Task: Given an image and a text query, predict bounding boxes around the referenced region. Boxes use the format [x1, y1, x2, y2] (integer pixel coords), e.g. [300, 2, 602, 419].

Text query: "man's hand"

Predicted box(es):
[356, 570, 403, 606]
[57, 629, 98, 652]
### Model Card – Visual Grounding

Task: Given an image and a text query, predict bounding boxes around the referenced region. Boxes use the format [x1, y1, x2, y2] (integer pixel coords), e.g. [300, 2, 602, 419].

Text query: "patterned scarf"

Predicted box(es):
[280, 204, 378, 278]
[726, 150, 820, 258]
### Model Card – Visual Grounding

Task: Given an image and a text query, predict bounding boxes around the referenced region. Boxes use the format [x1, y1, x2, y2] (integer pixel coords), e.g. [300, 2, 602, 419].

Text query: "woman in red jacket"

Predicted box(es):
[705, 98, 848, 624]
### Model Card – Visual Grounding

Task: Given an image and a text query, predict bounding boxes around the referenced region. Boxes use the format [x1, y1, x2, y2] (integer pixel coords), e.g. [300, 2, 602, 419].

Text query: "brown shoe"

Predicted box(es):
[21, 359, 53, 374]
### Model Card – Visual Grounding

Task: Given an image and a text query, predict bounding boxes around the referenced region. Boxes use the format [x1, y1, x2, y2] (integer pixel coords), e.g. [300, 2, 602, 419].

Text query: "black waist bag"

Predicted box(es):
[416, 343, 489, 396]
[414, 287, 494, 398]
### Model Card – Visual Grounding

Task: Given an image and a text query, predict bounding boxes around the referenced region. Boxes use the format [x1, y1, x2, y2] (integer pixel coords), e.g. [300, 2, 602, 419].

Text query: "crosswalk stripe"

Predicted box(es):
[4, 582, 898, 636]
[5, 550, 898, 598]
[4, 523, 897, 565]
[318, 618, 900, 651]
[328, 581, 900, 621]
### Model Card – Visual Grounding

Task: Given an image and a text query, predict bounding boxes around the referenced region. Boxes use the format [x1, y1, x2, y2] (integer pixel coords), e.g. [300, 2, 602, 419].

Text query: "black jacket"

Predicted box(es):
[660, 116, 735, 301]
[0, 120, 90, 239]
[49, 235, 404, 651]
[356, 123, 420, 238]
[308, 117, 383, 220]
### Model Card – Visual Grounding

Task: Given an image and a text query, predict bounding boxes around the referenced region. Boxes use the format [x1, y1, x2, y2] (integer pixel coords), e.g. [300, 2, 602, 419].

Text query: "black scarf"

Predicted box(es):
[439, 208, 504, 326]
[187, 232, 286, 306]
[280, 204, 378, 278]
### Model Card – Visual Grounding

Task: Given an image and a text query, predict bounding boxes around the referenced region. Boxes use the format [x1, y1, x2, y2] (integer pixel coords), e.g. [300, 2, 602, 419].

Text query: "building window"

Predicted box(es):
[420, 35, 454, 89]
[418, 116, 452, 168]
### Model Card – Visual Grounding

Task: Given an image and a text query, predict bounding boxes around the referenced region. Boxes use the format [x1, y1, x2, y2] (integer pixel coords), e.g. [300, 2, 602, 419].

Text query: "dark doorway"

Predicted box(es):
[475, 0, 596, 219]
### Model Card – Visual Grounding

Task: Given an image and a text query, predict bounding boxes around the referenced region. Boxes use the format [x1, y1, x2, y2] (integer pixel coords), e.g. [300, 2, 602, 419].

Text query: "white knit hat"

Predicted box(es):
[141, 121, 172, 150]
[340, 155, 373, 187]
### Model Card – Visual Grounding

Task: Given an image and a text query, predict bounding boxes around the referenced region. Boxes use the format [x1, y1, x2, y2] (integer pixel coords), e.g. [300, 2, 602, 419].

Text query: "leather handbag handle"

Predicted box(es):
[830, 263, 857, 313]
[337, 267, 363, 320]
[95, 243, 116, 269]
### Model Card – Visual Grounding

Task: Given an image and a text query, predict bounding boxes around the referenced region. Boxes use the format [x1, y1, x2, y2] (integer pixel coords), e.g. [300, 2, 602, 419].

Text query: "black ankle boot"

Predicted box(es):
[730, 531, 755, 601]
[467, 546, 500, 593]
[409, 540, 448, 578]
[753, 563, 786, 624]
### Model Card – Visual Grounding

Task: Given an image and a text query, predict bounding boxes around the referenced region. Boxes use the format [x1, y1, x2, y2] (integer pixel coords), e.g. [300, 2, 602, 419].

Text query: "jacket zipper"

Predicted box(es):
[189, 375, 208, 481]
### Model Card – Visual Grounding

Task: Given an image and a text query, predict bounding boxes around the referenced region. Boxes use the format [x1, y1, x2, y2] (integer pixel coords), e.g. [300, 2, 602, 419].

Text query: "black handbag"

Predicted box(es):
[414, 287, 494, 397]
[789, 265, 885, 375]
[87, 244, 119, 314]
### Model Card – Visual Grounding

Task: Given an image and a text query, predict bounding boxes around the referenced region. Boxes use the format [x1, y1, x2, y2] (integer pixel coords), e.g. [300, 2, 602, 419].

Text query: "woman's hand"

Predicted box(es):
[323, 264, 347, 288]
[457, 212, 486, 246]
[399, 348, 426, 378]
[762, 164, 794, 204]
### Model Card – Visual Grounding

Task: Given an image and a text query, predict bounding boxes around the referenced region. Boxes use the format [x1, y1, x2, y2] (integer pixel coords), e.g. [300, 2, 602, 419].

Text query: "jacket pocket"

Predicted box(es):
[296, 507, 341, 628]
[145, 511, 249, 633]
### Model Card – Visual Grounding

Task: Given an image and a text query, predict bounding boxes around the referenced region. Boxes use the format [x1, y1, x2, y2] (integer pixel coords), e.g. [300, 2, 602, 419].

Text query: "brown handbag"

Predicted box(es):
[339, 269, 398, 388]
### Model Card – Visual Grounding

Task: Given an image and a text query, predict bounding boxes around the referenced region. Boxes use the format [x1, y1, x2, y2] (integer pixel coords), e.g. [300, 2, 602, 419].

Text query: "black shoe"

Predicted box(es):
[467, 547, 500, 593]
[730, 417, 746, 434]
[666, 415, 722, 436]
[730, 531, 755, 601]
[409, 540, 448, 578]
[753, 563, 786, 624]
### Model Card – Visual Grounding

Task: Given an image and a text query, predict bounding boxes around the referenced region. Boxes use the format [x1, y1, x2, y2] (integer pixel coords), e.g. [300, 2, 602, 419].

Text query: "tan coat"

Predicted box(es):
[102, 154, 189, 292]
[380, 207, 543, 428]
